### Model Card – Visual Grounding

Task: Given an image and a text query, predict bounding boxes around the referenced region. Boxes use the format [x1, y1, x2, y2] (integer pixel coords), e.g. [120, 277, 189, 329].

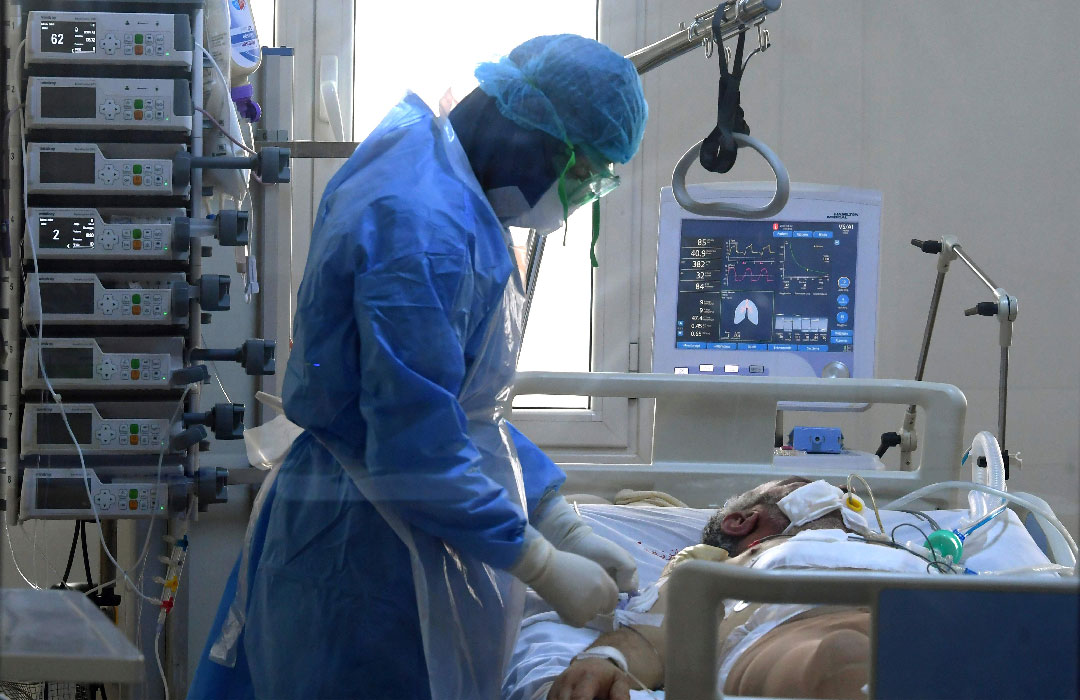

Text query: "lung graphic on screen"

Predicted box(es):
[734, 298, 759, 325]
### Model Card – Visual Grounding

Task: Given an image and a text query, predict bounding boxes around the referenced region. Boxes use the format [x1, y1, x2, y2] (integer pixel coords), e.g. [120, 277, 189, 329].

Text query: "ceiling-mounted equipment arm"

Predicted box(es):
[627, 0, 782, 75]
[671, 132, 789, 218]
[627, 0, 788, 219]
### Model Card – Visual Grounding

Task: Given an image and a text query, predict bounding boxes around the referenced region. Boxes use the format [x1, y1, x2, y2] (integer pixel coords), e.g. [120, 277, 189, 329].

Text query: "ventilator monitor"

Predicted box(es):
[654, 183, 880, 381]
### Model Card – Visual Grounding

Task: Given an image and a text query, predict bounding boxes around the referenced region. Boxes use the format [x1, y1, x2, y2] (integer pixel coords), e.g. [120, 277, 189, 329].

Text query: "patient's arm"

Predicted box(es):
[547, 542, 779, 699]
[546, 624, 665, 700]
[547, 584, 670, 699]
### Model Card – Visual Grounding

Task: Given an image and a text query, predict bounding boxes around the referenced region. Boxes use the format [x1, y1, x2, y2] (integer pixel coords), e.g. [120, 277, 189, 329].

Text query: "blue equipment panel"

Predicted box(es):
[789, 426, 844, 453]
[874, 588, 1079, 699]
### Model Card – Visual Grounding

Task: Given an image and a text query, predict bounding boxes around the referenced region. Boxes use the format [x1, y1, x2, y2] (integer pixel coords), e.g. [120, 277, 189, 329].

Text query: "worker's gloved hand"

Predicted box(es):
[510, 527, 619, 627]
[535, 495, 639, 592]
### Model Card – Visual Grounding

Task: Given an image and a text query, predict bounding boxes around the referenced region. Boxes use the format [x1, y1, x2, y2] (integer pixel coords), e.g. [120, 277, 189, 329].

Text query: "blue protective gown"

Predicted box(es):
[189, 93, 565, 700]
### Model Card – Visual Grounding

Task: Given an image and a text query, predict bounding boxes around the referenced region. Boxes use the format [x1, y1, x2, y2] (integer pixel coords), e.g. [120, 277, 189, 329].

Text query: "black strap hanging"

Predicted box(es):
[699, 7, 751, 174]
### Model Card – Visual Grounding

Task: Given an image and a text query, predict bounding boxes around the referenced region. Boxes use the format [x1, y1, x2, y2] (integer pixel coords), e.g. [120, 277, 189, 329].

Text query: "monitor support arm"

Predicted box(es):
[892, 236, 1019, 473]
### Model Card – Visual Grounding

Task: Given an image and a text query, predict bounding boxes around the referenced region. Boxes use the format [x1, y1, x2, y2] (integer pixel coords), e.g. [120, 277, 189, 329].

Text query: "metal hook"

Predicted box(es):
[757, 24, 771, 52]
[686, 19, 700, 44]
[725, 45, 733, 65]
[703, 36, 715, 59]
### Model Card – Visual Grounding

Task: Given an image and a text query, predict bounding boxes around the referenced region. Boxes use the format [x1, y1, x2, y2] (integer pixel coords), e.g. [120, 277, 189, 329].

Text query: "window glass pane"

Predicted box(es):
[354, 2, 596, 409]
[251, 1, 275, 47]
[512, 207, 592, 409]
[354, 2, 596, 138]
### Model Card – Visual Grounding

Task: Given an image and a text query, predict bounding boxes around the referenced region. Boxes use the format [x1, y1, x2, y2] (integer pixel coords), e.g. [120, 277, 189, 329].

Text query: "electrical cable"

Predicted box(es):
[849, 527, 954, 574]
[194, 105, 256, 155]
[741, 46, 762, 72]
[61, 522, 79, 585]
[899, 509, 941, 532]
[198, 325, 234, 403]
[197, 44, 231, 114]
[154, 623, 169, 700]
[3, 519, 41, 589]
[80, 521, 94, 586]
[83, 577, 120, 599]
[10, 518, 66, 585]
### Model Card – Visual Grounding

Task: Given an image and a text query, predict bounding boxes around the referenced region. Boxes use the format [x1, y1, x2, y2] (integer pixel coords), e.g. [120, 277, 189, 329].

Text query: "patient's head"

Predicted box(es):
[701, 477, 848, 555]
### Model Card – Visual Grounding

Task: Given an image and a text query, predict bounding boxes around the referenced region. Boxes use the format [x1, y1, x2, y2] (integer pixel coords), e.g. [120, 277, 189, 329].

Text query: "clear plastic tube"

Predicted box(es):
[980, 564, 1076, 577]
[967, 431, 1006, 521]
[886, 481, 1078, 559]
[962, 502, 1008, 538]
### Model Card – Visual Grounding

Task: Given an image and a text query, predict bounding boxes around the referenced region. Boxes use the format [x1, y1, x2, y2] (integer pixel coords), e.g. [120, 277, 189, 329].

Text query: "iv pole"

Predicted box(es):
[882, 236, 1019, 473]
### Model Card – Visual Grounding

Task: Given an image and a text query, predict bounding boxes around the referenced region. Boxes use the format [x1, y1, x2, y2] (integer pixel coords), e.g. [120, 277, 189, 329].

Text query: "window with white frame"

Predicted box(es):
[273, 0, 645, 455]
[352, 2, 598, 409]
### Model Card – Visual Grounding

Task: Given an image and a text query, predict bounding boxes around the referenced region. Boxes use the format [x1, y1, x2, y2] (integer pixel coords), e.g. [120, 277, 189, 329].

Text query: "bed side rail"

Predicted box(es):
[513, 372, 967, 497]
[664, 562, 1079, 699]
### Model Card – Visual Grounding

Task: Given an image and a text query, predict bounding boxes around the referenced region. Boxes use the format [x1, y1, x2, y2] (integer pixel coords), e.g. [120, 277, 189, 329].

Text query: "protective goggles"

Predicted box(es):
[556, 145, 621, 214]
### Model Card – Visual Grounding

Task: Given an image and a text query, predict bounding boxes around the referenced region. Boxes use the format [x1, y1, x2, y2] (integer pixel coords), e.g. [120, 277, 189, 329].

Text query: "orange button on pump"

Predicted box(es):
[129, 436, 138, 445]
[134, 110, 143, 120]
[129, 500, 139, 510]
[132, 305, 141, 315]
[133, 240, 142, 249]
[131, 369, 141, 380]
[134, 45, 144, 55]
[133, 176, 142, 186]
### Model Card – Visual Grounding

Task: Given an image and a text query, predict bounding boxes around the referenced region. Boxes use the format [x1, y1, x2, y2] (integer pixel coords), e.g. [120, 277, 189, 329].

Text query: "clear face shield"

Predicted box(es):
[557, 144, 620, 216]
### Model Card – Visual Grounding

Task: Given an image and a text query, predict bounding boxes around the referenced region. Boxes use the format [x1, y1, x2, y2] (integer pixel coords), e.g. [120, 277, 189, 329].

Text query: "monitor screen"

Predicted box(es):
[36, 412, 93, 445]
[41, 86, 97, 119]
[38, 215, 96, 249]
[674, 219, 857, 354]
[39, 21, 96, 54]
[35, 477, 93, 510]
[40, 152, 96, 184]
[40, 283, 96, 315]
[40, 348, 95, 379]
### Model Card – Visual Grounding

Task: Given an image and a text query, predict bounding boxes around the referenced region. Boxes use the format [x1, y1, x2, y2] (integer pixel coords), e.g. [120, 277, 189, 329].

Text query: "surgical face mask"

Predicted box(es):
[777, 480, 870, 534]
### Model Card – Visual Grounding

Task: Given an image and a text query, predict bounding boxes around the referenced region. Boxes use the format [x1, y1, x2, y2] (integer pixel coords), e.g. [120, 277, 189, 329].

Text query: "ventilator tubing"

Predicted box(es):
[887, 481, 1078, 560]
[966, 431, 1006, 521]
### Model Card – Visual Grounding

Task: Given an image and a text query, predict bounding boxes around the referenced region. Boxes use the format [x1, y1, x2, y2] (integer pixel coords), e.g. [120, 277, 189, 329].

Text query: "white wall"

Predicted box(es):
[620, 0, 1079, 536]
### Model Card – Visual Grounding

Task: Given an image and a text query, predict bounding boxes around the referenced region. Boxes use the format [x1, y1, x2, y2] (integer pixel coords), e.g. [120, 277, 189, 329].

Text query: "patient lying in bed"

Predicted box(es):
[547, 477, 935, 700]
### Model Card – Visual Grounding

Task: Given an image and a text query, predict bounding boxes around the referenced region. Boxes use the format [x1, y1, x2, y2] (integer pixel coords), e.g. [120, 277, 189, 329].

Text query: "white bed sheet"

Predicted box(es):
[503, 503, 1053, 700]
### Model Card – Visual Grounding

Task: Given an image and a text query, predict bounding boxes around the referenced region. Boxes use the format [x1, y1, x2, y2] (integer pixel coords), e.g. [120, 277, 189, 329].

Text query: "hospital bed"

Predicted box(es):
[505, 372, 1079, 699]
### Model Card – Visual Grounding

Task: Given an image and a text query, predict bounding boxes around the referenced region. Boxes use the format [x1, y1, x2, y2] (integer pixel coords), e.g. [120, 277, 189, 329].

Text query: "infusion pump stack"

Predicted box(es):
[1, 2, 284, 695]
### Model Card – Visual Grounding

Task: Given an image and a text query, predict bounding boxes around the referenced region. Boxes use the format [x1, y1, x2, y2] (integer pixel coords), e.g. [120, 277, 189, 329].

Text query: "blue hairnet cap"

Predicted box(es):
[475, 34, 648, 164]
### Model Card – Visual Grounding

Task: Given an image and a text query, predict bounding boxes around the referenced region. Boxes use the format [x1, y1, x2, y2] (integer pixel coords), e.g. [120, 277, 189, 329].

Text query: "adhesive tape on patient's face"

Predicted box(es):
[778, 480, 870, 533]
[840, 502, 870, 533]
[778, 481, 845, 526]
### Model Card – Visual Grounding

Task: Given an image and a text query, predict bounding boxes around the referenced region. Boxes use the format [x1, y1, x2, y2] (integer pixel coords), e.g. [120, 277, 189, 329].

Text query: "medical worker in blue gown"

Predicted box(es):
[189, 34, 648, 700]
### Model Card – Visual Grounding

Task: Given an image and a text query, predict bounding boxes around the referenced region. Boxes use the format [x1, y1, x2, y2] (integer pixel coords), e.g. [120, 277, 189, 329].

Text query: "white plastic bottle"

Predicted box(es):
[228, 0, 262, 121]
